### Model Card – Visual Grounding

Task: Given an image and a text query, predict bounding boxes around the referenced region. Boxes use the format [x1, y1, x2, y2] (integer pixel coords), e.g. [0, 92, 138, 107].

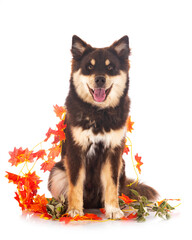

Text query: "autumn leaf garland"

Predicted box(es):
[5, 105, 145, 221]
[8, 148, 46, 167]
[5, 105, 67, 218]
[5, 105, 179, 223]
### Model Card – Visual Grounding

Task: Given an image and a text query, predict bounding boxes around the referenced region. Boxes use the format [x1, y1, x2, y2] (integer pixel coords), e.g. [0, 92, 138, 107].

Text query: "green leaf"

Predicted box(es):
[166, 203, 175, 210]
[137, 216, 146, 222]
[152, 206, 158, 211]
[46, 196, 67, 219]
[47, 204, 55, 212]
[119, 198, 125, 206]
[159, 201, 167, 209]
[56, 207, 61, 213]
[56, 203, 62, 208]
[59, 194, 65, 203]
[131, 204, 140, 210]
[51, 198, 57, 205]
[130, 189, 139, 197]
[166, 213, 171, 220]
[141, 196, 148, 204]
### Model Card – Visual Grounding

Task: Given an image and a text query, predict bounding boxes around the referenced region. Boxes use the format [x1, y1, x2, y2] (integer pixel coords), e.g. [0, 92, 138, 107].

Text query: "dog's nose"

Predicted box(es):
[95, 76, 106, 87]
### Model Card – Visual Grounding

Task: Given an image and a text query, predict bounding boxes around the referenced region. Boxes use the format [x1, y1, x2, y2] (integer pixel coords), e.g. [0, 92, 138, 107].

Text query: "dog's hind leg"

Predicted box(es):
[48, 161, 68, 200]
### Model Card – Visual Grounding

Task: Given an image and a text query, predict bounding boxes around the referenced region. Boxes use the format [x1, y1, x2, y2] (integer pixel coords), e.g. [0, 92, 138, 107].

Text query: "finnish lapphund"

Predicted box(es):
[48, 35, 158, 219]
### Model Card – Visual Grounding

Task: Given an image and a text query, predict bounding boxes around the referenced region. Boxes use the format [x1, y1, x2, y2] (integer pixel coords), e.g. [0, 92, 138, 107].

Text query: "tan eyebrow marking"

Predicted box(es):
[90, 59, 96, 65]
[105, 59, 110, 66]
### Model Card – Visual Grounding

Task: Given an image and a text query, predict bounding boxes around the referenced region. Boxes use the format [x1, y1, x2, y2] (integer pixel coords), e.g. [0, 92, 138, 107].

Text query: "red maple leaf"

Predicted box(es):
[29, 194, 48, 214]
[40, 159, 55, 172]
[44, 128, 57, 142]
[24, 171, 42, 190]
[124, 145, 130, 155]
[100, 208, 106, 214]
[121, 212, 137, 220]
[119, 193, 135, 204]
[126, 116, 134, 133]
[83, 213, 102, 220]
[48, 145, 61, 160]
[18, 172, 42, 209]
[73, 213, 102, 221]
[32, 150, 46, 160]
[23, 148, 34, 163]
[59, 215, 73, 224]
[6, 171, 42, 210]
[5, 172, 21, 184]
[55, 120, 67, 142]
[8, 147, 26, 166]
[8, 147, 34, 166]
[44, 121, 66, 143]
[53, 105, 66, 120]
[135, 153, 143, 174]
[51, 135, 60, 144]
[14, 192, 25, 210]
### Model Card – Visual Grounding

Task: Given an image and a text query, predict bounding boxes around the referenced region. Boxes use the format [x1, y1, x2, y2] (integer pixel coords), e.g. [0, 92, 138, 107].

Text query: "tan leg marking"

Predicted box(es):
[67, 166, 85, 217]
[105, 59, 110, 66]
[90, 59, 96, 66]
[101, 159, 124, 219]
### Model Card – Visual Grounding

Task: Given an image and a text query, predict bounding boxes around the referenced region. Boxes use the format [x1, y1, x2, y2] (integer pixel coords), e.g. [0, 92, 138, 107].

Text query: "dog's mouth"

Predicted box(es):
[87, 85, 113, 102]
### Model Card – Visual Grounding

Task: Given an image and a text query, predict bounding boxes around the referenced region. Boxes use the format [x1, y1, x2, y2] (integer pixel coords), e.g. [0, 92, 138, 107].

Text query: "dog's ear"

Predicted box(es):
[110, 35, 130, 59]
[71, 35, 89, 60]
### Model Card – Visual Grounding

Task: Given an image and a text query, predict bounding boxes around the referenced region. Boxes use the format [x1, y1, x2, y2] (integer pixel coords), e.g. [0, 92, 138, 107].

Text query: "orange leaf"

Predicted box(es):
[157, 200, 164, 206]
[59, 216, 73, 224]
[8, 147, 25, 166]
[5, 172, 21, 184]
[40, 159, 55, 172]
[33, 150, 46, 160]
[119, 193, 135, 204]
[6, 171, 42, 210]
[55, 121, 67, 142]
[53, 105, 66, 120]
[44, 121, 66, 144]
[124, 145, 130, 155]
[14, 192, 25, 210]
[23, 171, 42, 192]
[29, 194, 48, 213]
[8, 147, 34, 166]
[121, 212, 137, 220]
[73, 213, 102, 221]
[126, 116, 134, 133]
[44, 128, 57, 142]
[100, 208, 106, 214]
[83, 213, 102, 220]
[135, 153, 143, 174]
[48, 145, 61, 160]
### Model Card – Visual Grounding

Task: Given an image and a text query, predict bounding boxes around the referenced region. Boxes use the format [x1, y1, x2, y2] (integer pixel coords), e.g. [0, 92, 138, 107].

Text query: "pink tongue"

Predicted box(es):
[93, 88, 106, 102]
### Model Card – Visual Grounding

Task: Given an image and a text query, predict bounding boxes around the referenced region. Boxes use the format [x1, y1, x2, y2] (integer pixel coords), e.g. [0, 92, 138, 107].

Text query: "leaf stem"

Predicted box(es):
[126, 136, 139, 187]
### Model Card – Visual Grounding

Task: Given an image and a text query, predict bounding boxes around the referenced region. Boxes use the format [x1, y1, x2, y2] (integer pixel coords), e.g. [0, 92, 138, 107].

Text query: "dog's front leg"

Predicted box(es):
[66, 162, 85, 218]
[101, 156, 124, 219]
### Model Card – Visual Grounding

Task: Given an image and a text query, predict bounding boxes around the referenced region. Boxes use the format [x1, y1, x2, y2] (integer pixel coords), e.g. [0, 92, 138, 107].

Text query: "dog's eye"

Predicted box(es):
[87, 64, 94, 70]
[107, 65, 113, 71]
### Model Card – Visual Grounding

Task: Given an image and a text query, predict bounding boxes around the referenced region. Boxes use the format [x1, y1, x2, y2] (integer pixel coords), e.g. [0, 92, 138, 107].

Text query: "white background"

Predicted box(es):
[0, 0, 191, 239]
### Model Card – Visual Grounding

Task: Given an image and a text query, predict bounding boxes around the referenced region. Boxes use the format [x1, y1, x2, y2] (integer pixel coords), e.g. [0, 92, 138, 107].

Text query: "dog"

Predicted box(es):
[48, 35, 158, 219]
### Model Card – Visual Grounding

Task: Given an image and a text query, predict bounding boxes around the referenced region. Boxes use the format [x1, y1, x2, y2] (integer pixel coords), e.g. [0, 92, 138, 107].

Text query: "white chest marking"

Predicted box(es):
[71, 126, 126, 157]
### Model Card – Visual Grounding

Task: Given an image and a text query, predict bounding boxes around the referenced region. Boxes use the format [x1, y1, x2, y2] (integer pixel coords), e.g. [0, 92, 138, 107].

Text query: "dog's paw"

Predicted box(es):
[105, 205, 124, 219]
[68, 209, 84, 218]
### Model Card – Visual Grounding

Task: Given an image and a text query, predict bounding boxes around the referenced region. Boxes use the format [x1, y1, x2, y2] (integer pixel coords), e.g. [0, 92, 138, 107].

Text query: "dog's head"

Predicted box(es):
[71, 35, 130, 108]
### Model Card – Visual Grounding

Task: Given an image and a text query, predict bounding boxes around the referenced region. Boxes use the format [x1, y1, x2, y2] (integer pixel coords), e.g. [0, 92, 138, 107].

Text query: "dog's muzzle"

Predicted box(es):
[95, 75, 106, 88]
